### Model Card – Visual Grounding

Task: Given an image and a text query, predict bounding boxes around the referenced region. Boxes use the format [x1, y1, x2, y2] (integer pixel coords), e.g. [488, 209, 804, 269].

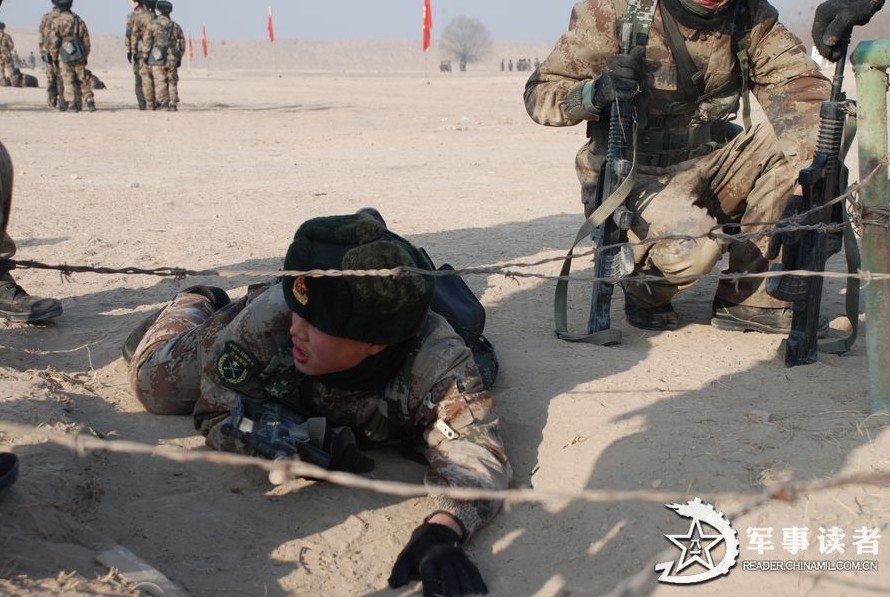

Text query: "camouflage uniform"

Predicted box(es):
[47, 7, 93, 110]
[524, 0, 830, 309]
[0, 141, 14, 276]
[143, 13, 184, 109]
[129, 282, 513, 537]
[0, 27, 14, 86]
[39, 7, 62, 107]
[126, 4, 154, 109]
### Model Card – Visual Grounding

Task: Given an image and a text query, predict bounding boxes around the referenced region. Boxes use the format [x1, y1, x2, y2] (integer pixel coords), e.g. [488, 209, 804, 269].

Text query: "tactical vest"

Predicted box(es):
[147, 19, 175, 66]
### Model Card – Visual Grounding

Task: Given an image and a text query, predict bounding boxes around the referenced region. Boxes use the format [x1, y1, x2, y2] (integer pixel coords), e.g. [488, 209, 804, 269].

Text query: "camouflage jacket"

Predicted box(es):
[524, 0, 830, 175]
[126, 5, 153, 57]
[0, 31, 12, 60]
[191, 282, 513, 537]
[47, 10, 90, 63]
[38, 8, 60, 54]
[143, 15, 185, 64]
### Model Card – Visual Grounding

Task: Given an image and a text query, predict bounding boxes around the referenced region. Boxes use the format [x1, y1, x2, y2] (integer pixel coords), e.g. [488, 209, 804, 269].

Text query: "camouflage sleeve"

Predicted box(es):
[141, 20, 154, 57]
[125, 13, 134, 52]
[175, 24, 185, 57]
[47, 19, 60, 61]
[524, 0, 624, 126]
[409, 314, 513, 538]
[747, 1, 831, 173]
[193, 284, 293, 453]
[80, 17, 90, 57]
[38, 15, 50, 53]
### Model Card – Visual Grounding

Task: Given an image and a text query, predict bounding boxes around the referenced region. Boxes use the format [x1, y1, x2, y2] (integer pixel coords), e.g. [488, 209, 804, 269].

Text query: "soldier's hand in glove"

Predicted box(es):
[388, 521, 488, 596]
[592, 45, 648, 109]
[127, 52, 133, 64]
[812, 0, 884, 61]
[41, 52, 52, 65]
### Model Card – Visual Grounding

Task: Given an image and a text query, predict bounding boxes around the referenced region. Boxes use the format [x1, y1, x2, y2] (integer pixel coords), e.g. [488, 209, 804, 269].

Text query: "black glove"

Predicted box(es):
[812, 0, 884, 61]
[127, 52, 133, 64]
[592, 45, 648, 109]
[388, 523, 487, 597]
[324, 426, 375, 474]
[41, 52, 52, 65]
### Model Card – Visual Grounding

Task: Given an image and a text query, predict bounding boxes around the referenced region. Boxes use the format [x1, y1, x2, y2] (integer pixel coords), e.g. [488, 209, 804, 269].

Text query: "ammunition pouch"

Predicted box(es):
[59, 37, 85, 64]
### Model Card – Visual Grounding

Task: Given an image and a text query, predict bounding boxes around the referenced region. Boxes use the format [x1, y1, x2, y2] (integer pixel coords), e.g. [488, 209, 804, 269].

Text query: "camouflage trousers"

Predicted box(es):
[44, 62, 61, 104]
[138, 61, 155, 108]
[132, 59, 146, 108]
[579, 122, 792, 309]
[0, 140, 15, 277]
[58, 61, 94, 105]
[150, 63, 179, 107]
[129, 292, 241, 415]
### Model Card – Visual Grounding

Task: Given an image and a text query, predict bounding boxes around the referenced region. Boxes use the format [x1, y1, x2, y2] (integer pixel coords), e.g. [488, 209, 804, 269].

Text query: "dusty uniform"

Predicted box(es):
[0, 30, 14, 85]
[126, 6, 154, 109]
[143, 15, 185, 108]
[525, 0, 830, 308]
[129, 282, 512, 536]
[0, 141, 14, 280]
[39, 8, 62, 106]
[47, 9, 93, 108]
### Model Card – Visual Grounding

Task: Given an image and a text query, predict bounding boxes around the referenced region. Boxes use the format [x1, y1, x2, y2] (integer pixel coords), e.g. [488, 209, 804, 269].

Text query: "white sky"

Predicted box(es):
[1, 0, 818, 43]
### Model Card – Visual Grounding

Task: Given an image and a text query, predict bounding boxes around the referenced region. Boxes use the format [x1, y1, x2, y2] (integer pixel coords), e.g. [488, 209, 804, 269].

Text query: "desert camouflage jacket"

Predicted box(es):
[126, 6, 154, 57]
[143, 14, 185, 64]
[47, 10, 90, 63]
[192, 282, 513, 537]
[38, 9, 60, 54]
[0, 31, 12, 60]
[524, 0, 830, 174]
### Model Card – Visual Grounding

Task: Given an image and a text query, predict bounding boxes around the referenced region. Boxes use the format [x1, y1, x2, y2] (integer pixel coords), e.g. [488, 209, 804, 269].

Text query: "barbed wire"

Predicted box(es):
[6, 160, 888, 290]
[1, 421, 887, 507]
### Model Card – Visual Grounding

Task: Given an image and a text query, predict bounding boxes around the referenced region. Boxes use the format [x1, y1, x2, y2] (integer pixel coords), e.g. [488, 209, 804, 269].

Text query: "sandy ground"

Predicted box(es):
[0, 59, 888, 597]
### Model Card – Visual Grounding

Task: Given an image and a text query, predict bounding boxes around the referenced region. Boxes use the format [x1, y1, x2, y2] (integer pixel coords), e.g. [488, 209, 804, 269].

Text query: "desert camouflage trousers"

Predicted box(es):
[132, 59, 146, 108]
[579, 122, 793, 309]
[44, 62, 61, 104]
[58, 61, 93, 105]
[129, 292, 240, 415]
[150, 63, 179, 107]
[138, 61, 155, 108]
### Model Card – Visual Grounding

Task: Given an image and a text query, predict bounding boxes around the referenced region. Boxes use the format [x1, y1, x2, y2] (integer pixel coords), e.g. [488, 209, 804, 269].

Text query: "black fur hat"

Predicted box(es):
[282, 213, 434, 345]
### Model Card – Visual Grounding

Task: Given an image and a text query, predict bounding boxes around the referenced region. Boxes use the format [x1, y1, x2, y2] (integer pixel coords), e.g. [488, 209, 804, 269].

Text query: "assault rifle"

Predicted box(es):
[766, 38, 855, 366]
[221, 395, 374, 473]
[587, 23, 638, 340]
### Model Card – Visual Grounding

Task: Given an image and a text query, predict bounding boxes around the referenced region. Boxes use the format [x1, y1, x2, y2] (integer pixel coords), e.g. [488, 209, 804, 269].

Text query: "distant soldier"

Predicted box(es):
[126, 0, 155, 110]
[143, 1, 183, 111]
[0, 23, 13, 86]
[39, 0, 63, 108]
[47, 0, 94, 112]
[27, 50, 36, 69]
[9, 67, 38, 88]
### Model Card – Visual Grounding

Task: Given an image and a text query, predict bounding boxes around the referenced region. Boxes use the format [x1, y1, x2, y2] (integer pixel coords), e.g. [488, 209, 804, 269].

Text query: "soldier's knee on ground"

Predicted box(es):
[647, 237, 723, 285]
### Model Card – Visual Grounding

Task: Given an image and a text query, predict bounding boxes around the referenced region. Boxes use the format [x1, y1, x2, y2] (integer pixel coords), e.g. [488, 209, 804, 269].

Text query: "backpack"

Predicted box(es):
[147, 21, 174, 65]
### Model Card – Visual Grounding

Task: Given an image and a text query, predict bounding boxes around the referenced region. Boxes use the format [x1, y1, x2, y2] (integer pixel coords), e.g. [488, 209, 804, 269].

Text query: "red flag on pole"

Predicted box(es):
[188, 34, 195, 61]
[267, 7, 275, 43]
[201, 26, 209, 58]
[422, 0, 432, 51]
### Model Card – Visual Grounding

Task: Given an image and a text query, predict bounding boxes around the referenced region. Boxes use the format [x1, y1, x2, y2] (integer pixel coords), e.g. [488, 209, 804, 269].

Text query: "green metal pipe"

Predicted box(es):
[852, 41, 890, 412]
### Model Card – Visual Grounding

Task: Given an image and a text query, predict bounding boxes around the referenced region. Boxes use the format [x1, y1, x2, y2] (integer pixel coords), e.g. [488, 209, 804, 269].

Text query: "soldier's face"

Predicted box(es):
[289, 312, 386, 376]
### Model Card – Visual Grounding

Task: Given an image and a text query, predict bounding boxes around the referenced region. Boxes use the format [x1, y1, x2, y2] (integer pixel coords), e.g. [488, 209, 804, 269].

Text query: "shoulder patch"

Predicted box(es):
[216, 341, 259, 387]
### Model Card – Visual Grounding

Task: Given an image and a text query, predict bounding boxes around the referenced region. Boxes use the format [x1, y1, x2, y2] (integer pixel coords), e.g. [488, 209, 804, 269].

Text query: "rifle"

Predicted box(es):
[766, 38, 857, 366]
[587, 22, 638, 339]
[220, 394, 374, 473]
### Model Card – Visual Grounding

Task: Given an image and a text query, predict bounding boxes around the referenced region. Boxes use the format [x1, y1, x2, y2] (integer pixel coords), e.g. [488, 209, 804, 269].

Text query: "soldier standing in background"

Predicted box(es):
[0, 23, 14, 87]
[47, 0, 94, 112]
[39, 1, 63, 108]
[126, 0, 155, 110]
[143, 1, 184, 111]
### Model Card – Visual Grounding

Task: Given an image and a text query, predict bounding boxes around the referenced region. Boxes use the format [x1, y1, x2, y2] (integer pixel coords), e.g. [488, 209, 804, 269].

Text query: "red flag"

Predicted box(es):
[201, 26, 209, 58]
[188, 35, 195, 61]
[422, 0, 432, 51]
[267, 7, 275, 43]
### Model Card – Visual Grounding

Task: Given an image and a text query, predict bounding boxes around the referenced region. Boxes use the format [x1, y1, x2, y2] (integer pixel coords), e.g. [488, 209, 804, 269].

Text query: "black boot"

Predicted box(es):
[624, 292, 678, 331]
[86, 101, 96, 112]
[121, 285, 230, 363]
[0, 281, 63, 322]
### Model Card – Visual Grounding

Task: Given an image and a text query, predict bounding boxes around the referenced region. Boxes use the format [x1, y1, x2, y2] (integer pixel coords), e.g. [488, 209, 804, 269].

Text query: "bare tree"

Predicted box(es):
[440, 16, 492, 70]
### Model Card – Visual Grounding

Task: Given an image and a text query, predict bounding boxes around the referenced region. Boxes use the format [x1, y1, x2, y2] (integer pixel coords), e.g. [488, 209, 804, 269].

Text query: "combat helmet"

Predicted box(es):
[156, 0, 172, 13]
[52, 0, 73, 8]
[0, 23, 5, 30]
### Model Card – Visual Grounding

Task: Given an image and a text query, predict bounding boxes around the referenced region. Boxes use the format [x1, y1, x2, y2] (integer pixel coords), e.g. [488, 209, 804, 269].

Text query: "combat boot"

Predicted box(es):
[86, 101, 96, 112]
[624, 293, 678, 331]
[47, 95, 58, 108]
[711, 298, 829, 335]
[167, 104, 177, 112]
[0, 281, 63, 323]
[121, 285, 231, 363]
[58, 100, 68, 112]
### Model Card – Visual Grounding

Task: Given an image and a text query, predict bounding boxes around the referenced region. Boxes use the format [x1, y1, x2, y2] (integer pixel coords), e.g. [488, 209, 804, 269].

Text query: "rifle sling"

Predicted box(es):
[554, 123, 639, 345]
